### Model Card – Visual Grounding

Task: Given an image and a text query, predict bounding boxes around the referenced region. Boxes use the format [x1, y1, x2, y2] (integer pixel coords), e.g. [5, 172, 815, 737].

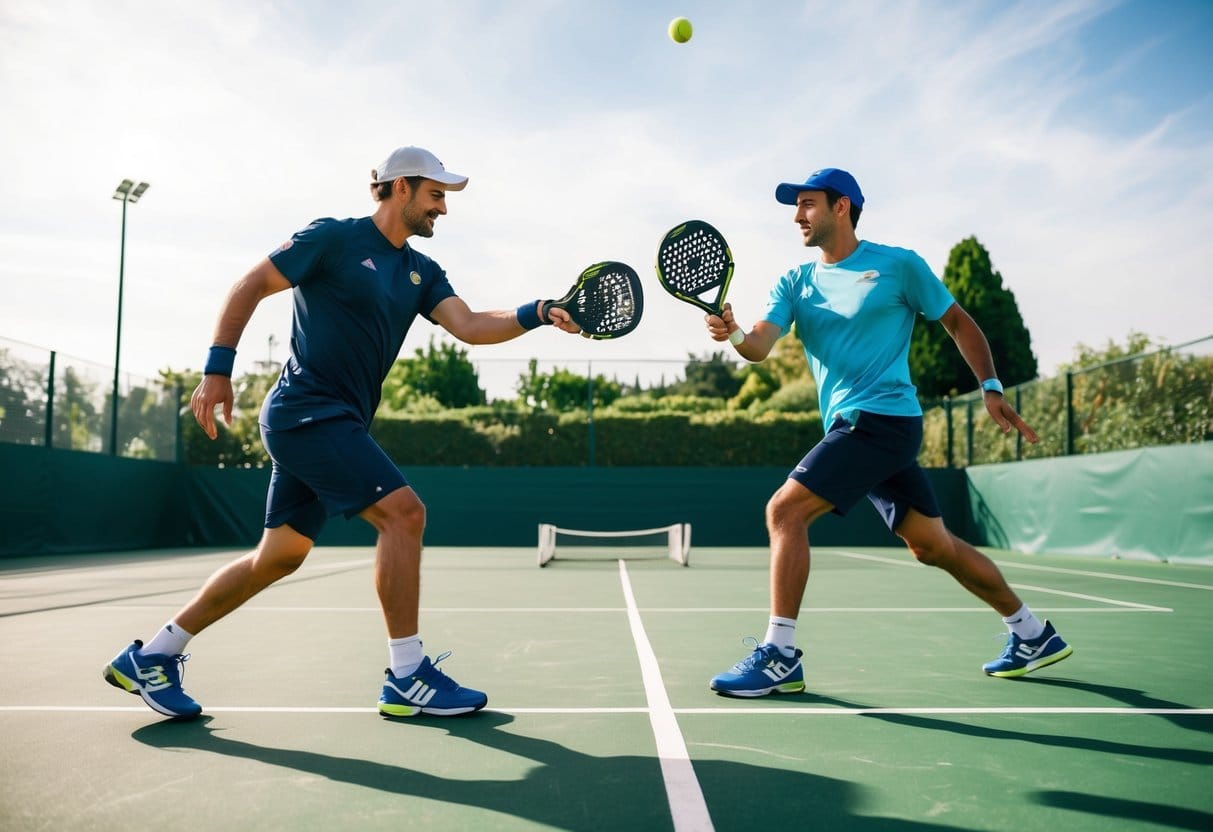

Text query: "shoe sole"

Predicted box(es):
[379, 702, 487, 718]
[985, 645, 1074, 678]
[103, 664, 202, 720]
[710, 680, 806, 698]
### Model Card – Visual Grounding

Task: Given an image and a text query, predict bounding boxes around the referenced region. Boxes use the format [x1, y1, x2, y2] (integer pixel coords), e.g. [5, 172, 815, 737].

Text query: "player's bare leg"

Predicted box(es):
[359, 485, 426, 638]
[176, 523, 314, 634]
[361, 485, 487, 716]
[894, 509, 1020, 615]
[766, 479, 835, 618]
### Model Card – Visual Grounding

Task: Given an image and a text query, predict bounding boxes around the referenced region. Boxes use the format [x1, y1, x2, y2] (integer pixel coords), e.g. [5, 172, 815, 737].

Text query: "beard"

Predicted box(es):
[403, 203, 436, 238]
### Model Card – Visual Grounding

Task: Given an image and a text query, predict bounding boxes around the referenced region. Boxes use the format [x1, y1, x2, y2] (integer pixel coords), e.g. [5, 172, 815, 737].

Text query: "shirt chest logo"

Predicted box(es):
[409, 271, 421, 285]
[361, 258, 377, 271]
[857, 270, 880, 282]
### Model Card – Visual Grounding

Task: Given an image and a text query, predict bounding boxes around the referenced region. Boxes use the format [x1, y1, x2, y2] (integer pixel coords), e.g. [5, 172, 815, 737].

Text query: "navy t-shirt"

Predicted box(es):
[259, 216, 457, 430]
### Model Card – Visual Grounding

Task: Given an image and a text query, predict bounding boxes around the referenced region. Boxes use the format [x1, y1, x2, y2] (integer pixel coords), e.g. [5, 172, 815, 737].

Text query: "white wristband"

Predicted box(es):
[728, 329, 745, 346]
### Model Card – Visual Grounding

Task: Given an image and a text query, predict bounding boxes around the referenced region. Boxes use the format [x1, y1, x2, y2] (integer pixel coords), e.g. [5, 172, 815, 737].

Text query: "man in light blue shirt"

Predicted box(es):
[705, 168, 1071, 697]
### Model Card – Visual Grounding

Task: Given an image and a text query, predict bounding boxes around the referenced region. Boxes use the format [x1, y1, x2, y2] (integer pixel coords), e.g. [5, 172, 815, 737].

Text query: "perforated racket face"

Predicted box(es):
[655, 220, 734, 315]
[561, 261, 644, 339]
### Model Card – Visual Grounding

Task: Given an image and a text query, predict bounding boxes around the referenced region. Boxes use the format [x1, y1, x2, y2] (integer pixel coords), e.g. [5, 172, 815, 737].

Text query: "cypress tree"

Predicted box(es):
[910, 236, 1038, 398]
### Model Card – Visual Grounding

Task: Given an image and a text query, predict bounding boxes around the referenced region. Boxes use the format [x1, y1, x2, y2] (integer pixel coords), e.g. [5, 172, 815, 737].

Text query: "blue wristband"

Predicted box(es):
[980, 378, 1004, 394]
[516, 300, 544, 330]
[204, 345, 237, 376]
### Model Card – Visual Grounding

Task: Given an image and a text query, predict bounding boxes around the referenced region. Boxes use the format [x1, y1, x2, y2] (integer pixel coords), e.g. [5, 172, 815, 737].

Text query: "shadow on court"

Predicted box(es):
[132, 712, 955, 830]
[1019, 676, 1213, 734]
[1031, 792, 1213, 832]
[835, 682, 1212, 831]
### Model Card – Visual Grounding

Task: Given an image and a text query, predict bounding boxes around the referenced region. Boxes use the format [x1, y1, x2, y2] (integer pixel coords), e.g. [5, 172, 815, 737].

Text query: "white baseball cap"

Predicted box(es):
[370, 146, 468, 190]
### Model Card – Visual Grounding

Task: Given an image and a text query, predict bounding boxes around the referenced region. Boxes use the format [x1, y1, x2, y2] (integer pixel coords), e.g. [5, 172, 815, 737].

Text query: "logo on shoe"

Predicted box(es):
[135, 662, 172, 691]
[387, 679, 438, 706]
[1013, 637, 1052, 662]
[762, 660, 794, 682]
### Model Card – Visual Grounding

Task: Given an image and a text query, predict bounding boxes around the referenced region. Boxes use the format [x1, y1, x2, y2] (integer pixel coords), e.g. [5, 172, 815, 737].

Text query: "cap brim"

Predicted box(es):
[428, 172, 469, 191]
[775, 182, 809, 205]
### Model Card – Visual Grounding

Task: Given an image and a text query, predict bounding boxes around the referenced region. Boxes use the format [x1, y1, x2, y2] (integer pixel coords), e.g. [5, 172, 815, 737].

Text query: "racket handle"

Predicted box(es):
[728, 329, 745, 346]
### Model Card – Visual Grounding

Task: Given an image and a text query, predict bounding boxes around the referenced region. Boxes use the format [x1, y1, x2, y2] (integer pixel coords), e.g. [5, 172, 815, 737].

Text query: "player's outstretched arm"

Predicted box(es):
[431, 297, 579, 345]
[706, 303, 780, 362]
[938, 303, 1039, 443]
[191, 258, 292, 440]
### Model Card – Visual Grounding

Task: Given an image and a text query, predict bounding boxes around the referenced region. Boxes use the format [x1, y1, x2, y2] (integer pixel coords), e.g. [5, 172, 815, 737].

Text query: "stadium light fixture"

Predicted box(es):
[110, 179, 151, 456]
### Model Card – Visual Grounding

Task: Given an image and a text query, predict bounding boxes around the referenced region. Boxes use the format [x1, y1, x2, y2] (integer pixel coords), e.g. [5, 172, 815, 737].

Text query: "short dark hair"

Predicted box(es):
[371, 175, 426, 202]
[824, 189, 863, 230]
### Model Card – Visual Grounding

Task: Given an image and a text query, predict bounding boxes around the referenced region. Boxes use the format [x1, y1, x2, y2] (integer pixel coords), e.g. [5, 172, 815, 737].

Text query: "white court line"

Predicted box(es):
[618, 560, 714, 832]
[1004, 583, 1170, 611]
[3, 705, 1209, 716]
[100, 605, 1170, 614]
[675, 707, 1213, 716]
[829, 550, 1172, 611]
[829, 548, 1211, 590]
[989, 560, 1213, 591]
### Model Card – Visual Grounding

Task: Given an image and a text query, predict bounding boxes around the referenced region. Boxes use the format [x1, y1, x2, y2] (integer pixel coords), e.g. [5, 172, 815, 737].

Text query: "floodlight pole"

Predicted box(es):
[110, 179, 149, 455]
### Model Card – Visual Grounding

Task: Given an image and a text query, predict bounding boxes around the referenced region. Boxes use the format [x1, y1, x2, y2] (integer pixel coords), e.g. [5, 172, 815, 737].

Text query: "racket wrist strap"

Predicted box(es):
[204, 345, 237, 376]
[516, 300, 545, 330]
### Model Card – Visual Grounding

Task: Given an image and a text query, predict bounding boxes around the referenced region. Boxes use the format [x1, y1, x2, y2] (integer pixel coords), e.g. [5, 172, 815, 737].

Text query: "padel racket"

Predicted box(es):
[655, 219, 735, 316]
[541, 260, 643, 340]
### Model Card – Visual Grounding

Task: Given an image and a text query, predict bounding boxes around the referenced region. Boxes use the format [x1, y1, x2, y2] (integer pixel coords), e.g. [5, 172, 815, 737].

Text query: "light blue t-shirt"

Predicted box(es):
[763, 241, 955, 429]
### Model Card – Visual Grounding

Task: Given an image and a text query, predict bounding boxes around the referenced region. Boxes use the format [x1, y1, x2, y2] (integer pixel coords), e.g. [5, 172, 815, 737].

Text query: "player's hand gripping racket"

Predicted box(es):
[541, 261, 644, 340]
[655, 220, 743, 344]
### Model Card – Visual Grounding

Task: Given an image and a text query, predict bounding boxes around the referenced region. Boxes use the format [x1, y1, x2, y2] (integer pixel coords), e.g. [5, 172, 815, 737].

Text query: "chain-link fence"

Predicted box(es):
[921, 335, 1213, 467]
[0, 336, 182, 461]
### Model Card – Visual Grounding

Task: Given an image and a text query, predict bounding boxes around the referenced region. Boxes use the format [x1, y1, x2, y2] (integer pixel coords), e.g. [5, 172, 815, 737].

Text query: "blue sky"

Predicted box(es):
[2, 0, 1210, 400]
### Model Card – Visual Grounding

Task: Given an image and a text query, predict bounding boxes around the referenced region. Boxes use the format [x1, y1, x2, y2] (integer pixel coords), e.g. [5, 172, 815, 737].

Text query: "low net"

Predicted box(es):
[537, 523, 691, 567]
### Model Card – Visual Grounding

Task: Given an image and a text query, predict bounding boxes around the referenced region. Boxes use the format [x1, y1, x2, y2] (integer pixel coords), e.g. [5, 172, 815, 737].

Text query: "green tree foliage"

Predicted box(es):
[0, 347, 47, 444]
[665, 351, 744, 399]
[730, 330, 816, 412]
[382, 337, 486, 411]
[910, 236, 1038, 398]
[919, 331, 1212, 466]
[515, 360, 622, 412]
[164, 368, 274, 466]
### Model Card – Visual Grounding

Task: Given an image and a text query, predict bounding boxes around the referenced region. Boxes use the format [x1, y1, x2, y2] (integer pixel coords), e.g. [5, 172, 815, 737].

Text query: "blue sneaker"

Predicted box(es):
[983, 620, 1073, 678]
[103, 640, 202, 720]
[379, 651, 488, 718]
[710, 637, 805, 698]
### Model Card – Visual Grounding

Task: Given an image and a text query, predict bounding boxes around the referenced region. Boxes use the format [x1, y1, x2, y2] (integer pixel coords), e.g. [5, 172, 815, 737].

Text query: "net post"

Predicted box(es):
[537, 523, 556, 567]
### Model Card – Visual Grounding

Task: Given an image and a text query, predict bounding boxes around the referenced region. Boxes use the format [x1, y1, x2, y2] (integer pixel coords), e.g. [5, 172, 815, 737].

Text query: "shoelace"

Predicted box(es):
[163, 653, 191, 685]
[731, 637, 766, 671]
[423, 651, 459, 690]
[991, 633, 1017, 658]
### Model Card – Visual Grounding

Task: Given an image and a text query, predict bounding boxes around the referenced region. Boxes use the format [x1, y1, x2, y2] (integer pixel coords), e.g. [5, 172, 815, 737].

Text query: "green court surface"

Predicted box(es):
[2, 545, 1211, 831]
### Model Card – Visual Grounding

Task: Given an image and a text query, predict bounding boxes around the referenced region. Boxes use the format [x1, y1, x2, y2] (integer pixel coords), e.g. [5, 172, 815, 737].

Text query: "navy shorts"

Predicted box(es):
[260, 417, 408, 540]
[788, 411, 941, 532]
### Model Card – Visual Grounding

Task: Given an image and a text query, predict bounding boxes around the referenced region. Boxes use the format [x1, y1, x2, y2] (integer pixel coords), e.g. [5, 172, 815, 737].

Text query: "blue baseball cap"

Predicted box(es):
[775, 168, 864, 209]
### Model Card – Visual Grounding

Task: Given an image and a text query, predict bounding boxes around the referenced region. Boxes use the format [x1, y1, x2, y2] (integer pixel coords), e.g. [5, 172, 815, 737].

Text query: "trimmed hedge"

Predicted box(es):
[370, 409, 824, 466]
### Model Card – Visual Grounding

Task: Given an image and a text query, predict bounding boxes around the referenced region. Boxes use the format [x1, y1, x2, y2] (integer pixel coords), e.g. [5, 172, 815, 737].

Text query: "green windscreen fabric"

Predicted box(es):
[0, 443, 185, 556]
[966, 443, 1213, 564]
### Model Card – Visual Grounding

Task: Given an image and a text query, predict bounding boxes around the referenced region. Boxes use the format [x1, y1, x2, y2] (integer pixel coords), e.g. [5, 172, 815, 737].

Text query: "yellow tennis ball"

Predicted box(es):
[669, 17, 693, 44]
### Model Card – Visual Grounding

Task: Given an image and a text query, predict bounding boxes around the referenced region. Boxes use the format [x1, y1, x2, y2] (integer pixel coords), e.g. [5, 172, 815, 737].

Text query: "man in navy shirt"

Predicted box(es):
[104, 146, 580, 719]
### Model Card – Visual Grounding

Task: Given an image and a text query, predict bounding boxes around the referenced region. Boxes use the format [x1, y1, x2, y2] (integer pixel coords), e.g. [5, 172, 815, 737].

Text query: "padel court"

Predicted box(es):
[2, 542, 1210, 831]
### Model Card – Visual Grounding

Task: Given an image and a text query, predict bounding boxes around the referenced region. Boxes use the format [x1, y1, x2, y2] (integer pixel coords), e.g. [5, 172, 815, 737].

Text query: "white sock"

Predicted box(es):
[389, 635, 424, 678]
[1002, 604, 1045, 640]
[142, 621, 194, 657]
[763, 616, 798, 657]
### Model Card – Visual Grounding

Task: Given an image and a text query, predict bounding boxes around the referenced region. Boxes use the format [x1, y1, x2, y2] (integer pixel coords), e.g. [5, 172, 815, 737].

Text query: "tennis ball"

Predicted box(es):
[668, 17, 693, 44]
